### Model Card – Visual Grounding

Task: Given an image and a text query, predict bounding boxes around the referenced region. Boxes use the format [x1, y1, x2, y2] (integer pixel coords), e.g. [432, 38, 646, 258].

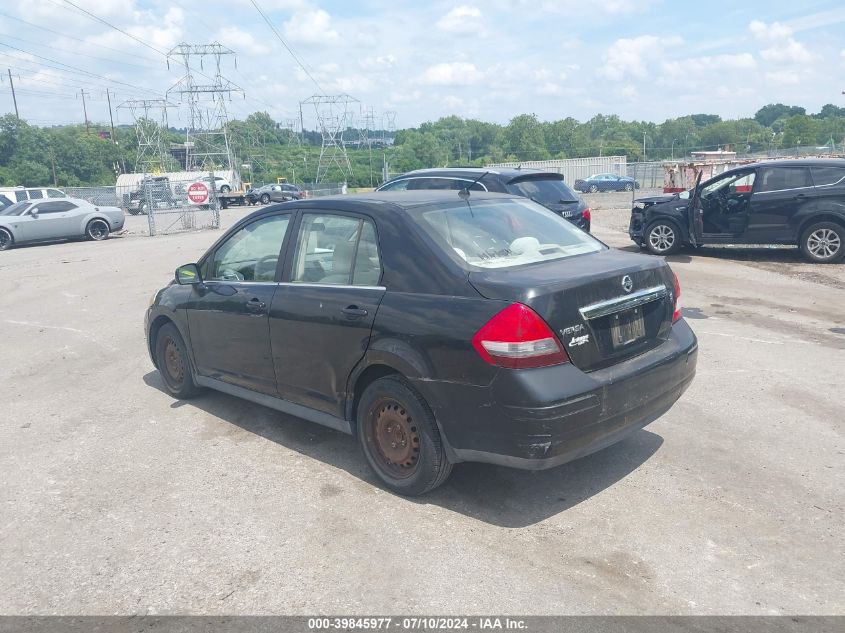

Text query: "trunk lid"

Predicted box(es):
[469, 249, 675, 371]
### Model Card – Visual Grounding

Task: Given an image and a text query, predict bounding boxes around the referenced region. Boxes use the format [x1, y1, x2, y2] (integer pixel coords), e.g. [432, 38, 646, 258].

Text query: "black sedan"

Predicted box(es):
[575, 173, 640, 193]
[146, 191, 697, 495]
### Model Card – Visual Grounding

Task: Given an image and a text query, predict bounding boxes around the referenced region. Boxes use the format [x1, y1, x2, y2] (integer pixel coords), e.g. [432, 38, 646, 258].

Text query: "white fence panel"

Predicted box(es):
[485, 156, 627, 184]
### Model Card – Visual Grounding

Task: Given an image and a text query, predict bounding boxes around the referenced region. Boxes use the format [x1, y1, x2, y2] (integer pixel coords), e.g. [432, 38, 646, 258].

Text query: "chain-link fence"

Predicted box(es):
[625, 161, 665, 189]
[141, 175, 221, 236]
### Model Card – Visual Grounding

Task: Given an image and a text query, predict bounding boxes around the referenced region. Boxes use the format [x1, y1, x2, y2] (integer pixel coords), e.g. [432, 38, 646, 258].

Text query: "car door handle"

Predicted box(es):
[341, 305, 368, 318]
[245, 298, 266, 313]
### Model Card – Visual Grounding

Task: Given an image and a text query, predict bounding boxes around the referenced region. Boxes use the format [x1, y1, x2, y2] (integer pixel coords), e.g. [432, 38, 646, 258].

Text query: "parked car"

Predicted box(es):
[0, 186, 68, 202]
[575, 173, 640, 193]
[146, 191, 697, 495]
[629, 158, 845, 263]
[244, 187, 261, 205]
[253, 183, 305, 204]
[201, 175, 232, 193]
[126, 177, 175, 215]
[377, 168, 591, 231]
[0, 197, 124, 250]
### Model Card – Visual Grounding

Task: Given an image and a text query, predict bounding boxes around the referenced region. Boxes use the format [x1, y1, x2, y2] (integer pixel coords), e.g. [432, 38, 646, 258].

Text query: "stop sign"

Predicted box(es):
[187, 181, 209, 205]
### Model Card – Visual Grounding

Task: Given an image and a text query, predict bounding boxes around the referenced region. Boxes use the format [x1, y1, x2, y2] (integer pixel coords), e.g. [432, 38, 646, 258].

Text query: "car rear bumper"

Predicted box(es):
[411, 320, 697, 470]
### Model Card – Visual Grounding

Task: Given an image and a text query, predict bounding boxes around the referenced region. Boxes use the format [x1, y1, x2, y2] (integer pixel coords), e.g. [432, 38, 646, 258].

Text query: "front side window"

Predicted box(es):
[15, 191, 27, 202]
[291, 213, 381, 285]
[756, 167, 811, 193]
[207, 214, 290, 282]
[701, 172, 755, 200]
[28, 189, 43, 199]
[410, 198, 603, 269]
[32, 201, 75, 214]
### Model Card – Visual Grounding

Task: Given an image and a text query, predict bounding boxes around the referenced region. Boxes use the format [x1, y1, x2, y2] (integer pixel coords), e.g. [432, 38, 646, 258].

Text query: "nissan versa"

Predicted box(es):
[146, 191, 698, 495]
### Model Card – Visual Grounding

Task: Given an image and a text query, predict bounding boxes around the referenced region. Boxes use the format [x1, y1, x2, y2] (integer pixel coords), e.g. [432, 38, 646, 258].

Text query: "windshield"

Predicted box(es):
[410, 198, 603, 269]
[0, 201, 31, 216]
[506, 176, 579, 204]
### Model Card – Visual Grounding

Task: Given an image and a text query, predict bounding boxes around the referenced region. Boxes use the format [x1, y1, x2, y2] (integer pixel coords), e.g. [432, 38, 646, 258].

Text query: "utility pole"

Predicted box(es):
[105, 90, 117, 144]
[7, 69, 19, 120]
[642, 132, 646, 162]
[80, 89, 90, 134]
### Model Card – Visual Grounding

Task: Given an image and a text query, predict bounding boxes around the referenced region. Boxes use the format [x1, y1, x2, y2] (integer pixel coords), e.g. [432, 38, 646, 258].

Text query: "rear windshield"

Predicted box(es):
[506, 176, 579, 203]
[410, 198, 603, 269]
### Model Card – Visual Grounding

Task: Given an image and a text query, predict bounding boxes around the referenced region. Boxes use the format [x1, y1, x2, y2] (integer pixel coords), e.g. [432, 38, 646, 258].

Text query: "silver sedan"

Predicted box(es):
[0, 197, 125, 251]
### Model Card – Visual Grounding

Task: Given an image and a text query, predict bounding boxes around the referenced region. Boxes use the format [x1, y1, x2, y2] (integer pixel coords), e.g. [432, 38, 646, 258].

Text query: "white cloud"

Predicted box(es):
[765, 70, 801, 85]
[621, 84, 638, 99]
[284, 9, 338, 43]
[749, 20, 793, 40]
[761, 39, 813, 64]
[436, 6, 485, 34]
[750, 20, 814, 65]
[215, 26, 271, 55]
[536, 82, 562, 96]
[601, 35, 682, 80]
[419, 62, 484, 86]
[510, 0, 648, 15]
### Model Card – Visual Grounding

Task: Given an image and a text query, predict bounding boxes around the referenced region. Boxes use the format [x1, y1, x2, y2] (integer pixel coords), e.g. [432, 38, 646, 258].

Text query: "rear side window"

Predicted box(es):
[47, 189, 65, 198]
[28, 189, 43, 199]
[15, 191, 27, 202]
[408, 178, 455, 190]
[506, 177, 579, 203]
[291, 214, 381, 286]
[411, 198, 603, 269]
[379, 179, 410, 191]
[756, 167, 812, 192]
[33, 201, 75, 213]
[811, 167, 845, 187]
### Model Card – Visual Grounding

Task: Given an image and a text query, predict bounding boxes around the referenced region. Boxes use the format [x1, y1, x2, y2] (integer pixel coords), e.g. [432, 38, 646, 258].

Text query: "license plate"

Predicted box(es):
[610, 308, 645, 347]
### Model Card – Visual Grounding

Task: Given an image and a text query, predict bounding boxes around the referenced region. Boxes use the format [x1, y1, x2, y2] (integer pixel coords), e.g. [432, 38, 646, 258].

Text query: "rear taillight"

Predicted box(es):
[582, 208, 591, 223]
[672, 270, 682, 322]
[472, 303, 570, 369]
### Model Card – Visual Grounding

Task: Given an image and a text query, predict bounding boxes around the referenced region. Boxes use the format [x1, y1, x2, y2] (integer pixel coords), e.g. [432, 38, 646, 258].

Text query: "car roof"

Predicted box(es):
[392, 167, 561, 180]
[247, 191, 522, 220]
[744, 158, 845, 168]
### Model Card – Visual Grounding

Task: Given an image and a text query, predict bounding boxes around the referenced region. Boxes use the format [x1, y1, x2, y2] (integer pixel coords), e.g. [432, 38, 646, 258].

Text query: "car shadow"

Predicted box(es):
[143, 372, 664, 528]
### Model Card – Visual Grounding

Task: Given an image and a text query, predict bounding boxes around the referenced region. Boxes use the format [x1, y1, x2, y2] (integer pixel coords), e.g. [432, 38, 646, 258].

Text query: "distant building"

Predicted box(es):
[690, 149, 737, 161]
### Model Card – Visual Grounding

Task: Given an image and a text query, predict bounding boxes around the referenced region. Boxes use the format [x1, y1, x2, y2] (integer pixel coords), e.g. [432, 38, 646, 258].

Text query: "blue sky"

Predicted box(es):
[1, 0, 844, 129]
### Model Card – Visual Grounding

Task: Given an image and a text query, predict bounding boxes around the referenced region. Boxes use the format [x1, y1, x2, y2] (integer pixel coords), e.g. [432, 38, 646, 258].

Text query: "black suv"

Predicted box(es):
[629, 159, 845, 263]
[126, 177, 175, 216]
[377, 168, 591, 232]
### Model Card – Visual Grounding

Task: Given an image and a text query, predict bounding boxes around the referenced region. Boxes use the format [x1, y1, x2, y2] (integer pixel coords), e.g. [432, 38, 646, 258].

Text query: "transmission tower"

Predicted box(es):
[302, 94, 358, 183]
[281, 118, 301, 146]
[166, 42, 243, 176]
[118, 99, 177, 173]
[382, 110, 397, 145]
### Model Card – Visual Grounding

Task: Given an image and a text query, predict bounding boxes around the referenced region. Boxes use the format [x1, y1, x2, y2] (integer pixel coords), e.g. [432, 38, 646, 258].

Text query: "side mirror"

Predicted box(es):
[30, 210, 39, 218]
[175, 263, 202, 285]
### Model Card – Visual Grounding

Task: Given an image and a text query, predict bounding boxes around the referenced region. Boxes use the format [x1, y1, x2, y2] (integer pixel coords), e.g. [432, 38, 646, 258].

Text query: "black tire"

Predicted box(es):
[799, 221, 844, 263]
[155, 323, 200, 399]
[644, 220, 683, 256]
[139, 201, 149, 216]
[260, 193, 270, 204]
[588, 184, 599, 193]
[357, 376, 452, 496]
[220, 185, 231, 193]
[86, 218, 110, 241]
[0, 227, 13, 251]
[128, 208, 141, 216]
[624, 182, 634, 191]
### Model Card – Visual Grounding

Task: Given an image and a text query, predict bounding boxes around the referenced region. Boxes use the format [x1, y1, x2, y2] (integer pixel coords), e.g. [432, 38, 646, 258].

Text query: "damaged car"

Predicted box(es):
[629, 159, 845, 263]
[147, 191, 697, 495]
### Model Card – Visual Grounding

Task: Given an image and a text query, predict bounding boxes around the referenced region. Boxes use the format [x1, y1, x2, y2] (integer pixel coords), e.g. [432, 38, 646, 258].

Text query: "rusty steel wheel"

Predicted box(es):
[155, 323, 199, 399]
[368, 399, 421, 478]
[357, 376, 452, 495]
[163, 337, 185, 385]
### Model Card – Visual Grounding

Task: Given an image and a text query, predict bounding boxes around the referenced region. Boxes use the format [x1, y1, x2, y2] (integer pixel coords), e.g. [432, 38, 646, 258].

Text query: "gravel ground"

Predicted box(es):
[1, 197, 843, 615]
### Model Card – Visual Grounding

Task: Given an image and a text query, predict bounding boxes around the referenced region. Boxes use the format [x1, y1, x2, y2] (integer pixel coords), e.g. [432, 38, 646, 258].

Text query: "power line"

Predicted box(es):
[0, 11, 162, 63]
[248, 0, 323, 93]
[57, 0, 168, 56]
[0, 32, 163, 71]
